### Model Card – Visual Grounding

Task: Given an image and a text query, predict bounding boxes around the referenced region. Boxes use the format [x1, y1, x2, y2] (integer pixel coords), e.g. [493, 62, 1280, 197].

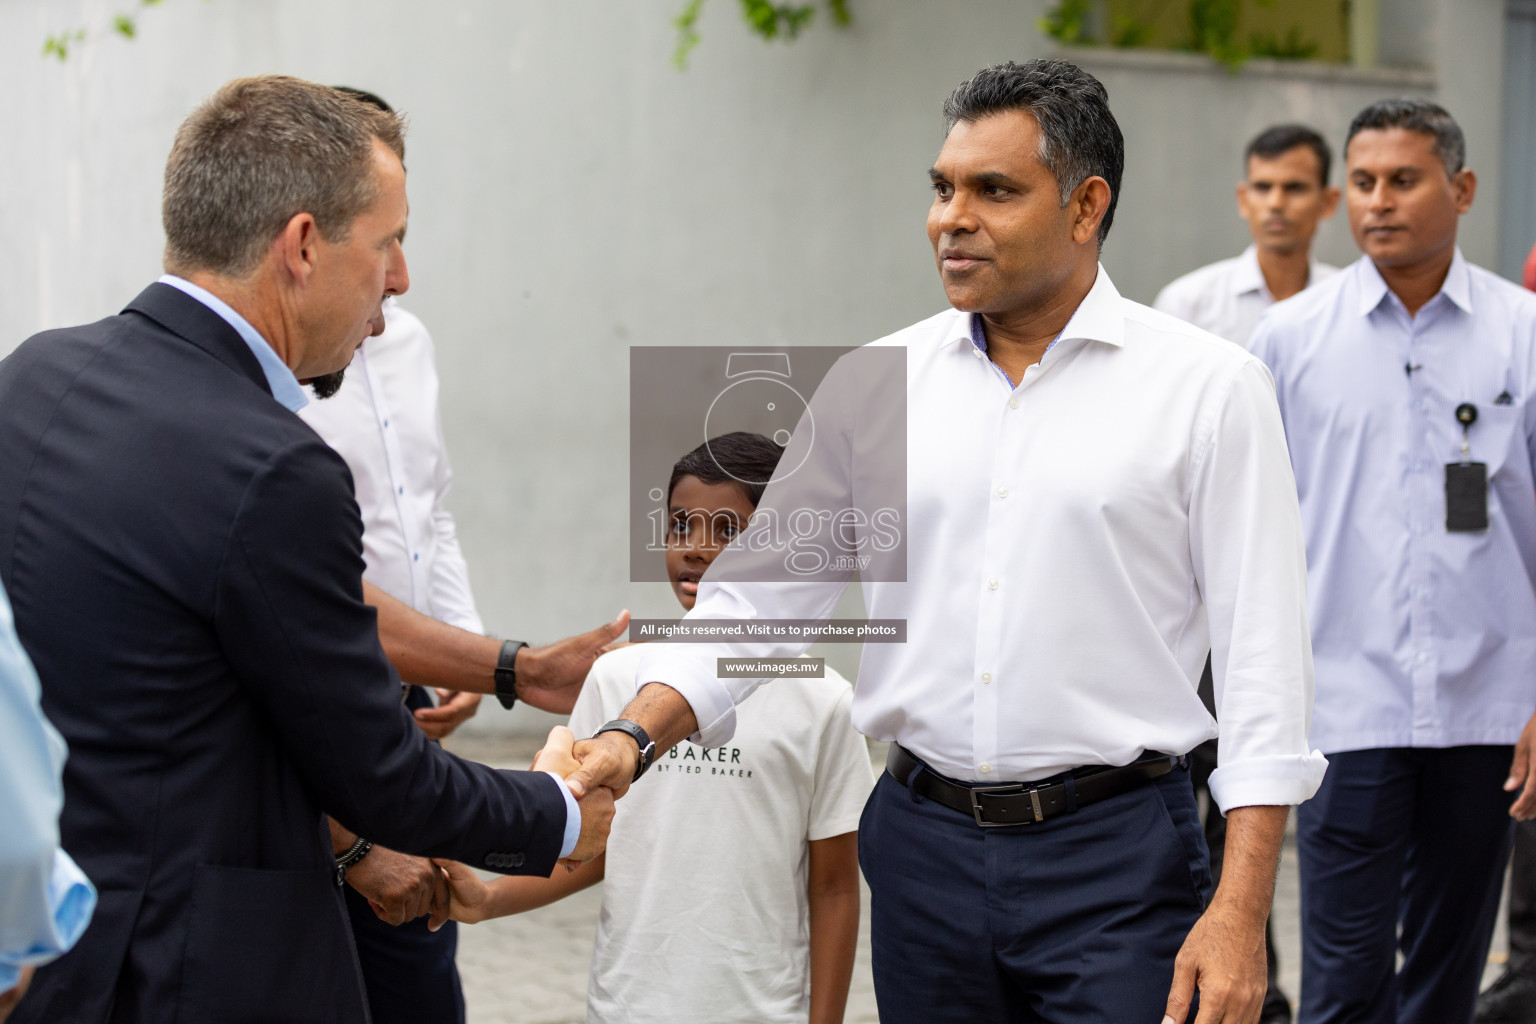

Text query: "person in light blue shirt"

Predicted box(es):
[1249, 98, 1536, 1024]
[0, 580, 95, 1022]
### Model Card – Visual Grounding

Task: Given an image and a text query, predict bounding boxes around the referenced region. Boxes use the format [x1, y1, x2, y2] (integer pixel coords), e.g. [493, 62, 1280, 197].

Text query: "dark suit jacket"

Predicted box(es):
[0, 284, 565, 1024]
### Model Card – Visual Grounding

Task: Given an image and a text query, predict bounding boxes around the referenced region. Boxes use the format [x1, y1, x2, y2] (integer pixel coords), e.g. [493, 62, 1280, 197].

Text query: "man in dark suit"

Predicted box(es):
[0, 76, 613, 1024]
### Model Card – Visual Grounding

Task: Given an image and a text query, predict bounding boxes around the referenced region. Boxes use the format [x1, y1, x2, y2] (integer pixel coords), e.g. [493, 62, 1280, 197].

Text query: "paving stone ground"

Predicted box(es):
[443, 734, 1506, 1024]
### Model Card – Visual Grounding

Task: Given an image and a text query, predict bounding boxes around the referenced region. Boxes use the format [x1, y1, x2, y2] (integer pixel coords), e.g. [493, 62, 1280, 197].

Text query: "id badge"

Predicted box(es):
[1445, 461, 1489, 532]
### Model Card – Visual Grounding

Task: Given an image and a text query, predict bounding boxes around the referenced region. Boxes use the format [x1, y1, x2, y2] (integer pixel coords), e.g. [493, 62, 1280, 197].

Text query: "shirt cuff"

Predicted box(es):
[633, 646, 739, 749]
[546, 771, 581, 859]
[1208, 750, 1330, 813]
[0, 849, 98, 989]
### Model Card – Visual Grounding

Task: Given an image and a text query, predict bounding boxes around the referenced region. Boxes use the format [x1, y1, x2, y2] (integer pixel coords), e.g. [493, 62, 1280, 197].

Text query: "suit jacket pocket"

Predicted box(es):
[179, 864, 367, 1024]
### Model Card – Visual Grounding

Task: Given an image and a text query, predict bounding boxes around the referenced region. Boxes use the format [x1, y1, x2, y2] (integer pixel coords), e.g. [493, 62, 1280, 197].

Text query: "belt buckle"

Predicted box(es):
[968, 782, 1037, 828]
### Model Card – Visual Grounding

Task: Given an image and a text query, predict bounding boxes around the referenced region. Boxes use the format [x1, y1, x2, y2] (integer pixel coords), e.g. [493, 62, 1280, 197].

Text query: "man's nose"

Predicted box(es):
[937, 192, 978, 234]
[1368, 182, 1393, 212]
[386, 245, 410, 297]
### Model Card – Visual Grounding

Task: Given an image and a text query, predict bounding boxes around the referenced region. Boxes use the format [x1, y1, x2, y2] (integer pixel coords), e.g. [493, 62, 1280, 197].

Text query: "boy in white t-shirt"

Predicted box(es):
[441, 432, 874, 1024]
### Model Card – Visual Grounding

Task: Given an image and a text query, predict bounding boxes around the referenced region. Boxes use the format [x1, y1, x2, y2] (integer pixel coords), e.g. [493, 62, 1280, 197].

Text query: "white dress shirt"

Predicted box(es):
[1250, 252, 1536, 755]
[299, 300, 483, 632]
[300, 301, 580, 857]
[1154, 245, 1338, 348]
[639, 267, 1327, 812]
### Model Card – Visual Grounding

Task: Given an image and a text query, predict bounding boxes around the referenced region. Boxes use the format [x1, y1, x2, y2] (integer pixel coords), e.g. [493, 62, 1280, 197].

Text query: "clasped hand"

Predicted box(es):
[533, 725, 616, 869]
[347, 726, 615, 931]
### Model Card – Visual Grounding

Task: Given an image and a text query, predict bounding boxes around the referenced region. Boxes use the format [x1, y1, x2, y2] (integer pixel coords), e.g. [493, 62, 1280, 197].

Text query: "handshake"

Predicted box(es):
[347, 723, 645, 929]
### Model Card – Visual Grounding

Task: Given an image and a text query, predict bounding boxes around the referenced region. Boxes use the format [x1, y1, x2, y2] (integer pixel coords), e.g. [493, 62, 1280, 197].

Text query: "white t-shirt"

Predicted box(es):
[1153, 244, 1339, 349]
[568, 643, 874, 1024]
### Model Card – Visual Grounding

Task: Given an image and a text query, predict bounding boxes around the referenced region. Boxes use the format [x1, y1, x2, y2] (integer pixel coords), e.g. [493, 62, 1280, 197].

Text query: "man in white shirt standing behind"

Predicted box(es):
[300, 87, 627, 1024]
[1155, 124, 1340, 348]
[567, 59, 1326, 1024]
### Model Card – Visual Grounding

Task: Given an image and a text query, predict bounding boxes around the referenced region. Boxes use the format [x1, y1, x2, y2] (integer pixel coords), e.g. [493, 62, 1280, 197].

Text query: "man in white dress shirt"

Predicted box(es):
[568, 59, 1325, 1024]
[1155, 124, 1340, 348]
[297, 86, 627, 1024]
[1249, 98, 1536, 1024]
[301, 293, 627, 1024]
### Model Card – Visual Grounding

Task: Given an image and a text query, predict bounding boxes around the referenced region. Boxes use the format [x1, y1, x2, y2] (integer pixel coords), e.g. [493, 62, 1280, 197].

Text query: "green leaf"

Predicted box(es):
[114, 15, 138, 38]
[1038, 0, 1095, 45]
[826, 0, 851, 28]
[672, 0, 707, 69]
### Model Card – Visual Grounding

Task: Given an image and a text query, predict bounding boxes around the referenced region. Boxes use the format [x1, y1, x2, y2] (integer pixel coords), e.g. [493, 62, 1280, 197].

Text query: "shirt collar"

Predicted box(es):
[157, 275, 309, 413]
[953, 263, 1127, 357]
[1355, 247, 1473, 318]
[1234, 244, 1329, 300]
[1232, 245, 1267, 297]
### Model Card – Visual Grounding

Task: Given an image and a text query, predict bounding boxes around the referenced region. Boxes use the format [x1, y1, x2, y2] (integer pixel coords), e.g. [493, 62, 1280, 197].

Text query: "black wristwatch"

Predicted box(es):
[594, 720, 658, 782]
[493, 640, 529, 710]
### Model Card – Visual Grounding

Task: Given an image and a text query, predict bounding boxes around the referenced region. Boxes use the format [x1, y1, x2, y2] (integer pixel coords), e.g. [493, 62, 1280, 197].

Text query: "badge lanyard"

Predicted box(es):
[1445, 401, 1489, 533]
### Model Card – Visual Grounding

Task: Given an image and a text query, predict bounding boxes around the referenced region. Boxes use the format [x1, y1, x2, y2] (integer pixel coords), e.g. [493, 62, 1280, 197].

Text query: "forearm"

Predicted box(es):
[475, 855, 604, 921]
[807, 833, 860, 1024]
[623, 682, 700, 754]
[1211, 804, 1288, 923]
[808, 886, 860, 1024]
[364, 580, 500, 693]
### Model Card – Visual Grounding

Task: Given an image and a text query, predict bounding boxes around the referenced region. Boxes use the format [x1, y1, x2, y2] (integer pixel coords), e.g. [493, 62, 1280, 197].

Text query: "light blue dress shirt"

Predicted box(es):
[0, 581, 97, 991]
[157, 275, 309, 413]
[1251, 251, 1536, 755]
[155, 277, 580, 855]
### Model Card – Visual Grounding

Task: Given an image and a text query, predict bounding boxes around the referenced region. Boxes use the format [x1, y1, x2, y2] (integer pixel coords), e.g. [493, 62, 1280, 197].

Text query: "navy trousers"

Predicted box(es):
[343, 685, 466, 1024]
[859, 762, 1212, 1023]
[1297, 746, 1516, 1024]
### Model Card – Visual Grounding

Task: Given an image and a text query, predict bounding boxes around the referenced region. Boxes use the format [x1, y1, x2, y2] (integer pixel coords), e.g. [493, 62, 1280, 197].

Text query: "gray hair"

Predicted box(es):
[162, 76, 407, 278]
[1345, 98, 1465, 175]
[942, 59, 1124, 244]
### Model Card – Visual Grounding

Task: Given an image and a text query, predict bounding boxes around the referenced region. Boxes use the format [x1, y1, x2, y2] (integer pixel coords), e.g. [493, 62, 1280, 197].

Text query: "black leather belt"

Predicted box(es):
[886, 743, 1184, 828]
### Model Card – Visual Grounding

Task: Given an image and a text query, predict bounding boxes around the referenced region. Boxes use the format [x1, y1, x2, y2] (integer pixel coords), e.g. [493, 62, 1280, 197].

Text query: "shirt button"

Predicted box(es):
[981, 672, 992, 683]
[398, 486, 404, 495]
[980, 763, 992, 774]
[987, 578, 999, 590]
[997, 487, 1009, 499]
[383, 419, 389, 427]
[1008, 398, 1020, 410]
[972, 347, 983, 360]
[413, 553, 420, 562]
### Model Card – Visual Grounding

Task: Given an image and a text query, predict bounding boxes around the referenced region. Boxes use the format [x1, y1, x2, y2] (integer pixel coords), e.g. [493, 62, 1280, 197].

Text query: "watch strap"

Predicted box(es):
[494, 640, 528, 710]
[594, 719, 658, 781]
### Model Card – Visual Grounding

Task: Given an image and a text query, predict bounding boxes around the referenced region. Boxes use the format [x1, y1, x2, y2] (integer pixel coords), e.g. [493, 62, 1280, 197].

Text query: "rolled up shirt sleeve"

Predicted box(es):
[1188, 358, 1328, 811]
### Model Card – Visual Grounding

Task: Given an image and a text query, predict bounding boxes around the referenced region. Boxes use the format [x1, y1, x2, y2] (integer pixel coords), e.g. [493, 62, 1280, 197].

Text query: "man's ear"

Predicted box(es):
[1071, 176, 1112, 246]
[1320, 185, 1341, 220]
[1236, 181, 1251, 220]
[1451, 168, 1477, 215]
[272, 212, 322, 286]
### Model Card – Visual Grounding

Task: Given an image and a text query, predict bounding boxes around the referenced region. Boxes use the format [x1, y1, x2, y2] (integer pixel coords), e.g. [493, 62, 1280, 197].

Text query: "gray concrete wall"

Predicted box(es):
[0, 0, 1508, 736]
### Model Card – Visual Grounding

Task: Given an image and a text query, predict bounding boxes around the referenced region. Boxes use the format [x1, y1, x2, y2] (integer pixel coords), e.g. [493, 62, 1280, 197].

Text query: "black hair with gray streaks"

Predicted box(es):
[942, 59, 1125, 244]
